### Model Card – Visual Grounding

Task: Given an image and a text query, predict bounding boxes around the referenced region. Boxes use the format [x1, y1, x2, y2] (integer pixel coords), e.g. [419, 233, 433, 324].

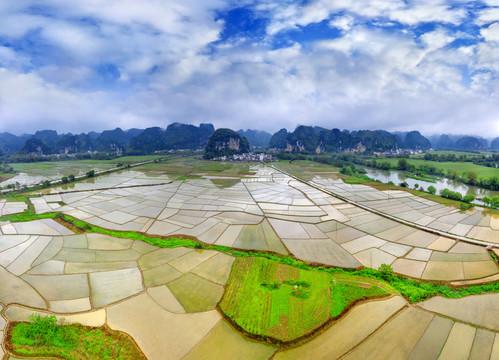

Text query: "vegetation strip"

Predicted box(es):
[0, 209, 497, 304]
[6, 313, 146, 360]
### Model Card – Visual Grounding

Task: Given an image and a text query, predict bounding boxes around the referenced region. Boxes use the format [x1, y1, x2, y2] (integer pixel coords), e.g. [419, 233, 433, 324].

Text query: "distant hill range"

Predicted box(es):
[0, 123, 497, 155]
[427, 134, 492, 151]
[268, 126, 432, 153]
[237, 129, 272, 147]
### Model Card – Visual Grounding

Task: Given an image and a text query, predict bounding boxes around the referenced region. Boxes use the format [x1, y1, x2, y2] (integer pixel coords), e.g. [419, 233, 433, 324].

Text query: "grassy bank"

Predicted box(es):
[7, 314, 145, 360]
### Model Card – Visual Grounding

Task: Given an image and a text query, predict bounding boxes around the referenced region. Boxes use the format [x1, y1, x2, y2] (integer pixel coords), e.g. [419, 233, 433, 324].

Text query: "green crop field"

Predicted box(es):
[377, 158, 499, 178]
[219, 257, 389, 342]
[8, 314, 145, 360]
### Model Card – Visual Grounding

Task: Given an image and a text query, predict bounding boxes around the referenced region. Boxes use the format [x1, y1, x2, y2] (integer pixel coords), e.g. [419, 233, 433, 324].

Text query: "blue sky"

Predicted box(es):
[0, 0, 499, 137]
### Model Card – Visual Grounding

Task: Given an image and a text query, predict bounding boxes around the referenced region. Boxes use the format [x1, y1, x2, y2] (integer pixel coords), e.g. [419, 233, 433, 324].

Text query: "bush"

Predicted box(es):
[427, 185, 437, 194]
[41, 180, 51, 188]
[86, 170, 95, 178]
[12, 314, 76, 348]
[463, 194, 475, 203]
[378, 264, 394, 280]
[68, 174, 75, 182]
[460, 202, 472, 211]
[440, 188, 462, 201]
[61, 176, 68, 184]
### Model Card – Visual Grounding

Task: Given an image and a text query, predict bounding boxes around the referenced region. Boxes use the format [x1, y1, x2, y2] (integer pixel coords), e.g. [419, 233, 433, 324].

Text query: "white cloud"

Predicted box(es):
[0, 0, 497, 138]
[481, 22, 499, 42]
[419, 28, 455, 51]
[329, 15, 355, 31]
[475, 7, 499, 26]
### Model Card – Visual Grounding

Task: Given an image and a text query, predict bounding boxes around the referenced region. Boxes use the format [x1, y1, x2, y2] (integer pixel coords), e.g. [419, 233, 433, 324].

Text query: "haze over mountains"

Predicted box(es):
[1, 124, 498, 156]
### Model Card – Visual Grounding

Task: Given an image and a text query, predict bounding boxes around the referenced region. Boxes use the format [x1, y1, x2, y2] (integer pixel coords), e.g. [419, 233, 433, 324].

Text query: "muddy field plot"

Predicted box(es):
[219, 257, 389, 342]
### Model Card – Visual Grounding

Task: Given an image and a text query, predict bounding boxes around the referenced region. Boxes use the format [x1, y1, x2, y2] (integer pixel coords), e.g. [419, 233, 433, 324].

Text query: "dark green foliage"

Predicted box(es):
[436, 134, 454, 150]
[378, 264, 394, 280]
[61, 176, 69, 184]
[403, 131, 431, 150]
[397, 158, 409, 171]
[128, 123, 214, 154]
[491, 137, 499, 150]
[164, 123, 214, 150]
[18, 138, 52, 155]
[33, 130, 59, 147]
[463, 194, 475, 203]
[261, 281, 281, 290]
[269, 128, 288, 149]
[279, 126, 404, 154]
[286, 125, 320, 152]
[427, 185, 437, 194]
[440, 188, 462, 201]
[0, 132, 30, 154]
[460, 202, 472, 211]
[127, 127, 164, 154]
[350, 129, 401, 152]
[455, 136, 484, 151]
[94, 127, 138, 152]
[204, 128, 249, 159]
[42, 180, 51, 188]
[86, 170, 95, 178]
[483, 196, 499, 208]
[56, 133, 95, 153]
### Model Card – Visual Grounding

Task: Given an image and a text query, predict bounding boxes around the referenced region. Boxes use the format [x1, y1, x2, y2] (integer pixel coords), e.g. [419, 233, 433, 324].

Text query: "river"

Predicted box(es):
[363, 168, 499, 200]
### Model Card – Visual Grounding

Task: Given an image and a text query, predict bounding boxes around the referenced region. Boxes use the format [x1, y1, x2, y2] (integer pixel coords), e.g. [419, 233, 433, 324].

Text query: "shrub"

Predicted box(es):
[61, 176, 68, 184]
[427, 185, 436, 194]
[86, 170, 95, 178]
[378, 264, 394, 280]
[460, 202, 472, 211]
[68, 174, 75, 182]
[11, 314, 76, 348]
[463, 194, 475, 203]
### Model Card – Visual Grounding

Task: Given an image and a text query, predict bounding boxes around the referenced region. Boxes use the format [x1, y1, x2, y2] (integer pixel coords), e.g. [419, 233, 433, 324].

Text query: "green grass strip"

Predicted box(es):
[1, 209, 497, 304]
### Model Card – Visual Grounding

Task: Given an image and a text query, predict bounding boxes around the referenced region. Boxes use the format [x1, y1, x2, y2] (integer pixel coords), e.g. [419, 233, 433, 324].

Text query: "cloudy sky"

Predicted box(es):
[1, 0, 499, 137]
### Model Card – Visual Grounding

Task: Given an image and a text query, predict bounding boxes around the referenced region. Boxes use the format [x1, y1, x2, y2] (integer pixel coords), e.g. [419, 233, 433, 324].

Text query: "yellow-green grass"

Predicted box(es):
[219, 257, 389, 342]
[8, 315, 145, 360]
[376, 158, 499, 178]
